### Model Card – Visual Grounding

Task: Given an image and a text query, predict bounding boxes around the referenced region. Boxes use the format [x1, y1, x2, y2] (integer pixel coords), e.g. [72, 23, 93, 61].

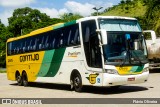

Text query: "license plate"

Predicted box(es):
[128, 77, 135, 81]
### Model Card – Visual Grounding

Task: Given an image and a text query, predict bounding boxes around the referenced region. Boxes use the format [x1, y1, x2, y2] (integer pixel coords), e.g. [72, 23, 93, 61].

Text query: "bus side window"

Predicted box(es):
[52, 38, 55, 49]
[69, 27, 75, 45]
[25, 38, 29, 52]
[26, 38, 32, 52]
[39, 36, 44, 50]
[54, 30, 61, 48]
[67, 30, 72, 46]
[59, 33, 64, 47]
[62, 28, 68, 47]
[48, 31, 55, 49]
[74, 29, 80, 45]
[12, 41, 18, 54]
[67, 24, 80, 46]
[7, 42, 12, 55]
[17, 47, 19, 53]
[10, 42, 14, 55]
[37, 38, 40, 50]
[29, 40, 33, 51]
[45, 35, 49, 49]
[12, 42, 16, 54]
[23, 41, 26, 53]
[33, 38, 37, 51]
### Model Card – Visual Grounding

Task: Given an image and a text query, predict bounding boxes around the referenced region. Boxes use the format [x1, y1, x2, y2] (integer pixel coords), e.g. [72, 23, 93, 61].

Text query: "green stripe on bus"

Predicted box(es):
[135, 66, 144, 72]
[45, 48, 66, 77]
[131, 66, 144, 73]
[37, 50, 55, 77]
[64, 20, 76, 26]
[53, 20, 76, 30]
[54, 24, 64, 30]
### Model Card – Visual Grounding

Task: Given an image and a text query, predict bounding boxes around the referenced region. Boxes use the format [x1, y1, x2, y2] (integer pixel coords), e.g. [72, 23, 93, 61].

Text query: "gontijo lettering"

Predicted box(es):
[20, 54, 39, 62]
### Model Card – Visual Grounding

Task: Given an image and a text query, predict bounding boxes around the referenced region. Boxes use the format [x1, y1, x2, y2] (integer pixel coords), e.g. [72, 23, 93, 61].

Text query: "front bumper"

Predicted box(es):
[102, 71, 149, 86]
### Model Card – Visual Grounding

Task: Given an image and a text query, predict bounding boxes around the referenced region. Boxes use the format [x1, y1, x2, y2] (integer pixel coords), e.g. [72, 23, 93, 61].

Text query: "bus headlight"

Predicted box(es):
[105, 69, 118, 74]
[142, 67, 149, 72]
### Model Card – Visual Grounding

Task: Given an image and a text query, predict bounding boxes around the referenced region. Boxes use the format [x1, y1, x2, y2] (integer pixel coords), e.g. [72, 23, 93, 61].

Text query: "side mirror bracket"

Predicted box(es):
[96, 29, 107, 45]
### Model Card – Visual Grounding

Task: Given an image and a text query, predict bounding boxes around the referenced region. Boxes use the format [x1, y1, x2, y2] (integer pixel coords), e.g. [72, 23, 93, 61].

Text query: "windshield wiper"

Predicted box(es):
[120, 50, 128, 67]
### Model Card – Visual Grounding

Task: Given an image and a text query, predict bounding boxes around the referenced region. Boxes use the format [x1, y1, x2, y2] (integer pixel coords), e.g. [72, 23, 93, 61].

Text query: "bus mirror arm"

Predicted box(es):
[96, 29, 103, 46]
[96, 29, 107, 45]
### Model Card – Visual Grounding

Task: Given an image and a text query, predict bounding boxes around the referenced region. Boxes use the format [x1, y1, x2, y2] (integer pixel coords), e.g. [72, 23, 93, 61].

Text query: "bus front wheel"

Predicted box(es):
[72, 73, 83, 92]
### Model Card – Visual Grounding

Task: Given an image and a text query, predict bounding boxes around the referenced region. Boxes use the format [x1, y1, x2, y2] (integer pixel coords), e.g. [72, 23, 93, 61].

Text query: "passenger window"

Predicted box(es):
[44, 36, 49, 49]
[59, 33, 64, 47]
[74, 29, 80, 44]
[39, 36, 44, 50]
[22, 41, 26, 53]
[66, 24, 80, 46]
[8, 23, 80, 55]
[54, 30, 61, 48]
[7, 43, 12, 55]
[29, 40, 33, 51]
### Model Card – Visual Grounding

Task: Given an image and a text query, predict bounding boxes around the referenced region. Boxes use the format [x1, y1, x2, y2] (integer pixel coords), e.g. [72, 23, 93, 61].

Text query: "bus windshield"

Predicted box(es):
[98, 19, 148, 65]
[103, 32, 148, 65]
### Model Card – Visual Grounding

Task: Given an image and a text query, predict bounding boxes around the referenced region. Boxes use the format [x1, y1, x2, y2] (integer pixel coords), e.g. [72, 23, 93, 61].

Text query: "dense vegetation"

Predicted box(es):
[0, 0, 160, 67]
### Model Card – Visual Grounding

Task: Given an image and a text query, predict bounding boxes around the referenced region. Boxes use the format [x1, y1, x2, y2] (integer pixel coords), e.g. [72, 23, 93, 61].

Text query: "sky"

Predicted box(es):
[0, 0, 121, 26]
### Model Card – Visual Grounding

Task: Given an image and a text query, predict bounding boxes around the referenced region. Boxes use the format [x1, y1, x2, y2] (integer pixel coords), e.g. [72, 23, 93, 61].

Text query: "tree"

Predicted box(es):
[144, 0, 160, 35]
[120, 0, 125, 4]
[8, 7, 59, 36]
[0, 20, 5, 32]
[0, 20, 6, 60]
[59, 13, 83, 22]
[126, 0, 131, 4]
[34, 18, 63, 30]
[0, 20, 13, 67]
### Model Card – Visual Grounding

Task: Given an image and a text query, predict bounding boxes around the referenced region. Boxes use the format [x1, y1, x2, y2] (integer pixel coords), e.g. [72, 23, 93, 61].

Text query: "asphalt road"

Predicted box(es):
[0, 70, 160, 107]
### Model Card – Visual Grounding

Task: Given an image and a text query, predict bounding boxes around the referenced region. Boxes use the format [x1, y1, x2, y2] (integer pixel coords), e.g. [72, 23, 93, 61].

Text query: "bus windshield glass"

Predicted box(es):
[99, 19, 142, 32]
[98, 19, 148, 65]
[102, 32, 148, 65]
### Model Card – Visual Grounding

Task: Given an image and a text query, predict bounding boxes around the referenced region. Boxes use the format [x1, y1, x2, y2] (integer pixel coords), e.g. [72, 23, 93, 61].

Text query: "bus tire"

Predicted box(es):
[22, 72, 28, 87]
[16, 72, 22, 86]
[72, 73, 83, 92]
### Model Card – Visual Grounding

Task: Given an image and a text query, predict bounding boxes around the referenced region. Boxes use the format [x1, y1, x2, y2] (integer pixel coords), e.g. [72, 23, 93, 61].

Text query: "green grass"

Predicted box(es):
[102, 1, 147, 17]
[0, 70, 6, 73]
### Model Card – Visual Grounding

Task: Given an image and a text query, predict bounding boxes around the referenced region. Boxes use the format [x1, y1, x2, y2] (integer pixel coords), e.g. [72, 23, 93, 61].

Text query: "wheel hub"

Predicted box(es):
[74, 77, 80, 87]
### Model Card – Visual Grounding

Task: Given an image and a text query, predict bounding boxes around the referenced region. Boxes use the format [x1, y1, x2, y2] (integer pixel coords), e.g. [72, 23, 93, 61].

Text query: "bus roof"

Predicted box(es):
[77, 16, 137, 22]
[7, 16, 137, 43]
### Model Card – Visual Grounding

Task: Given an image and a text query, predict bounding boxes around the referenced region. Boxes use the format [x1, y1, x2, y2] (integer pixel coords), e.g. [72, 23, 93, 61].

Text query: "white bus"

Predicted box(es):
[6, 16, 149, 92]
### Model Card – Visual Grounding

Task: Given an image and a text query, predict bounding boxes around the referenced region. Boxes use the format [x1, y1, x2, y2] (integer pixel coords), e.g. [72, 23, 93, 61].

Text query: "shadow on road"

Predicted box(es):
[10, 82, 148, 95]
[149, 69, 160, 73]
[82, 85, 148, 95]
